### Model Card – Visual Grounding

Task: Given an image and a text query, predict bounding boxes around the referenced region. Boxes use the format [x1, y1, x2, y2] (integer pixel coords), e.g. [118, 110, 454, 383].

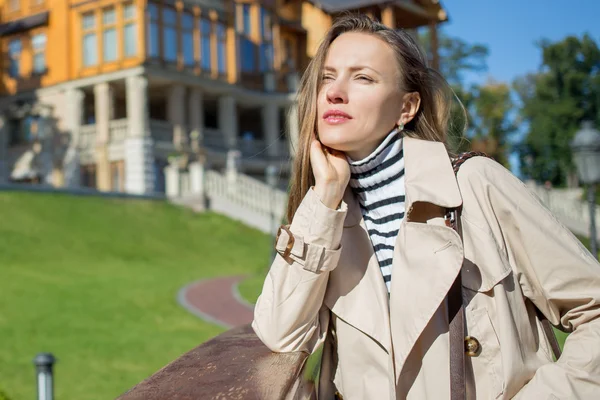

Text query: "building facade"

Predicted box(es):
[0, 0, 447, 194]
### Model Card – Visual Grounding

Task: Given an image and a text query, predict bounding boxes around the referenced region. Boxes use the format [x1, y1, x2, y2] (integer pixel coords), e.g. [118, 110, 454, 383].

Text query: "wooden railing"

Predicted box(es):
[116, 324, 314, 400]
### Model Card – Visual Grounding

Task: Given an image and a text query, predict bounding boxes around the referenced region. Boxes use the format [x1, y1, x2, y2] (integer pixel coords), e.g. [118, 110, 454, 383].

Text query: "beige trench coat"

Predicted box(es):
[252, 137, 600, 399]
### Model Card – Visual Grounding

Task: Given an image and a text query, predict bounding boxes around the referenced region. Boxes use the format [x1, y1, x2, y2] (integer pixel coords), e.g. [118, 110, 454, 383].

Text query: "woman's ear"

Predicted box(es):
[397, 92, 421, 127]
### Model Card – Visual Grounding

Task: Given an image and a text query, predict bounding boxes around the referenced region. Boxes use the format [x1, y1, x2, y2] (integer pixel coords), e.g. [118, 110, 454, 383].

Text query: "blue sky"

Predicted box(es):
[443, 0, 600, 85]
[441, 0, 600, 173]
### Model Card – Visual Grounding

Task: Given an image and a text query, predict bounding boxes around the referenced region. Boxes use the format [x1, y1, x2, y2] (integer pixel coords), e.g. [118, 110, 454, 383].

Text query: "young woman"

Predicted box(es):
[252, 15, 600, 399]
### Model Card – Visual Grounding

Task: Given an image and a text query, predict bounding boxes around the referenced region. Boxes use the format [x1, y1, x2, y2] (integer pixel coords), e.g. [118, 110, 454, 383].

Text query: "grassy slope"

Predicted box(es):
[0, 191, 270, 400]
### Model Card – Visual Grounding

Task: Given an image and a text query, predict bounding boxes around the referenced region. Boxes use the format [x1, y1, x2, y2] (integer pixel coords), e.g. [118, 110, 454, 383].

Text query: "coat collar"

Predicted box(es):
[344, 136, 463, 228]
[403, 136, 463, 214]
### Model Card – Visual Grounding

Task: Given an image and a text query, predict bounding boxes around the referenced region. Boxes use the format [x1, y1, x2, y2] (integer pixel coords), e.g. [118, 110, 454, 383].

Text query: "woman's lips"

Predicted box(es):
[323, 109, 352, 125]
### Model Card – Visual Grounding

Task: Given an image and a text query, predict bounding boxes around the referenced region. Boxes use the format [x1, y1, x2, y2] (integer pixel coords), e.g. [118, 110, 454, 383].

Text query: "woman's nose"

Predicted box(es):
[326, 80, 348, 104]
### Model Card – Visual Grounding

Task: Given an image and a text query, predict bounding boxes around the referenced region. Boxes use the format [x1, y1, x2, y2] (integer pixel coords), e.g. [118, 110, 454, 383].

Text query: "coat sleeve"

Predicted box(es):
[252, 188, 346, 354]
[459, 158, 600, 399]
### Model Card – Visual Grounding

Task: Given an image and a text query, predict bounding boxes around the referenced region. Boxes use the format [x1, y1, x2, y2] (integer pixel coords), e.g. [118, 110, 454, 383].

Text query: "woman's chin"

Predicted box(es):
[318, 133, 354, 153]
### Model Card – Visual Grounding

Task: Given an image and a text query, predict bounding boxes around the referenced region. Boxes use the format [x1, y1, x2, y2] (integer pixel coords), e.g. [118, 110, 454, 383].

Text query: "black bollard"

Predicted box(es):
[33, 353, 56, 400]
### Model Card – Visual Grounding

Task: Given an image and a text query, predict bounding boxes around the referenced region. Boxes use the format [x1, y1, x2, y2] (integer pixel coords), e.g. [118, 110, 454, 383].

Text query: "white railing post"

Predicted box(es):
[189, 160, 205, 198]
[226, 150, 240, 194]
[165, 162, 180, 198]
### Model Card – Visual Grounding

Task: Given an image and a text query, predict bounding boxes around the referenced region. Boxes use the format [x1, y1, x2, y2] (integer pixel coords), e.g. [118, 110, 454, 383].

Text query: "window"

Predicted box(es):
[9, 116, 39, 146]
[32, 33, 46, 73]
[7, 38, 21, 78]
[182, 12, 194, 66]
[240, 37, 255, 73]
[82, 12, 97, 66]
[102, 7, 117, 62]
[123, 3, 137, 57]
[259, 8, 273, 72]
[283, 37, 296, 69]
[237, 4, 257, 73]
[80, 164, 97, 188]
[200, 19, 211, 71]
[147, 3, 159, 58]
[260, 8, 272, 41]
[239, 4, 251, 35]
[162, 7, 177, 62]
[216, 23, 226, 75]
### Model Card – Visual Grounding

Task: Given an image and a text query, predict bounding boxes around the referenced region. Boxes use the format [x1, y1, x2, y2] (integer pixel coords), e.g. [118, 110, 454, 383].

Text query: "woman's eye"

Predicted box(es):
[356, 75, 373, 82]
[322, 75, 334, 82]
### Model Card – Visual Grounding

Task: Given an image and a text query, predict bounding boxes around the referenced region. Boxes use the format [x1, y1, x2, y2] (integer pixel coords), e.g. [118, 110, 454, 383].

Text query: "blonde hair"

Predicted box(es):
[286, 14, 463, 222]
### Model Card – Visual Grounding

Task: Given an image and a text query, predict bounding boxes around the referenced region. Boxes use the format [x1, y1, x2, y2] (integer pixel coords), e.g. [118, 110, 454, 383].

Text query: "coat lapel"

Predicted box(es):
[389, 137, 464, 379]
[324, 189, 392, 352]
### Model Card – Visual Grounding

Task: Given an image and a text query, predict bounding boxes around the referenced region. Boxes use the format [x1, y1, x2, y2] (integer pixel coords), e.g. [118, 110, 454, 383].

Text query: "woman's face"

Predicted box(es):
[317, 32, 405, 160]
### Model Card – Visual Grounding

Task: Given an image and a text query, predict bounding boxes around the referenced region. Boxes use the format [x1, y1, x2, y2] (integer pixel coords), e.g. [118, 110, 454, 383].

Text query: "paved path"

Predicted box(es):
[177, 275, 255, 328]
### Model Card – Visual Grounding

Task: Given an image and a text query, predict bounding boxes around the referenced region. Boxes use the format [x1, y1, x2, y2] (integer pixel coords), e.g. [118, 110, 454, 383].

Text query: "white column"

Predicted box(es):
[63, 88, 84, 187]
[262, 102, 280, 158]
[94, 82, 112, 191]
[168, 84, 187, 148]
[94, 82, 112, 145]
[125, 75, 155, 194]
[218, 95, 238, 149]
[287, 103, 299, 156]
[189, 88, 204, 152]
[0, 115, 7, 183]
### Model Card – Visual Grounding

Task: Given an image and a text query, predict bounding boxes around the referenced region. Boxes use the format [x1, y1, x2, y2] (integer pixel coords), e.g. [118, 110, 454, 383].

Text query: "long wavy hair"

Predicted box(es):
[286, 14, 464, 222]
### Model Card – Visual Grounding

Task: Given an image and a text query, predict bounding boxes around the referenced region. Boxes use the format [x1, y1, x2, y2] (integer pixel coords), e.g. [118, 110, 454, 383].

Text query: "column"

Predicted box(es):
[287, 103, 299, 156]
[262, 102, 280, 158]
[167, 84, 187, 148]
[188, 88, 204, 152]
[381, 6, 396, 29]
[63, 88, 84, 188]
[218, 95, 238, 149]
[125, 75, 155, 194]
[429, 21, 439, 71]
[0, 115, 7, 183]
[94, 82, 113, 191]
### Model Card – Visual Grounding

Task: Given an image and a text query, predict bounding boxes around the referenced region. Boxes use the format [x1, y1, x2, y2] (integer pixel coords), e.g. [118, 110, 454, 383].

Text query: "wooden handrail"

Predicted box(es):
[117, 324, 315, 400]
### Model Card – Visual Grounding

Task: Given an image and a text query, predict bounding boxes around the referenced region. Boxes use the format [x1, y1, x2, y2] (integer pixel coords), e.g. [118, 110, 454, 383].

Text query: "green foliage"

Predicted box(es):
[419, 29, 515, 163]
[0, 389, 11, 400]
[469, 81, 517, 166]
[0, 192, 270, 400]
[516, 34, 600, 186]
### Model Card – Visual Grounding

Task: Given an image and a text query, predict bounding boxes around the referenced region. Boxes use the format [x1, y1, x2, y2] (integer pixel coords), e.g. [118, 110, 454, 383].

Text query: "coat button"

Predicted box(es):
[464, 336, 481, 357]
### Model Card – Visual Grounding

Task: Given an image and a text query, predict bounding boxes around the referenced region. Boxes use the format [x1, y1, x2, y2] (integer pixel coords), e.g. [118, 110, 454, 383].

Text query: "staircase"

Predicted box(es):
[166, 162, 287, 235]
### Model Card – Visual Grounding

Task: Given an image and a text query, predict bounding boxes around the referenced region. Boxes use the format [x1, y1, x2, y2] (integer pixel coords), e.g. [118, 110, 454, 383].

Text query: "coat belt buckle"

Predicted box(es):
[275, 225, 295, 258]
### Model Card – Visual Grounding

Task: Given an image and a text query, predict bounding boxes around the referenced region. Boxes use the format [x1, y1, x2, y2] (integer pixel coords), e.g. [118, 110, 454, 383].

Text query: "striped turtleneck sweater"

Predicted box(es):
[348, 128, 405, 293]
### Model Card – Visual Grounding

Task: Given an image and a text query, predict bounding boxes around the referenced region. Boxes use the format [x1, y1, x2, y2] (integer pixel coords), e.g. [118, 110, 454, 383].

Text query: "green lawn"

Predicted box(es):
[0, 191, 271, 400]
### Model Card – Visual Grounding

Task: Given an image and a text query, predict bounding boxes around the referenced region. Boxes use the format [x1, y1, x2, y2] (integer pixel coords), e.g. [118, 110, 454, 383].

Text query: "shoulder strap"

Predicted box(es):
[447, 153, 561, 400]
[447, 152, 491, 400]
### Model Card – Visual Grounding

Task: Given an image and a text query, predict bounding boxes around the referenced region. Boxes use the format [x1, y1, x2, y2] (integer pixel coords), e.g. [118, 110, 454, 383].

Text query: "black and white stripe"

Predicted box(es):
[348, 128, 405, 293]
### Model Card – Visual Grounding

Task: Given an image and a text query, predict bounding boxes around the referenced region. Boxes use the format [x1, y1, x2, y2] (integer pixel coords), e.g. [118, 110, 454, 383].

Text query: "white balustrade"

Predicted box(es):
[79, 124, 97, 150]
[205, 169, 287, 218]
[109, 119, 128, 143]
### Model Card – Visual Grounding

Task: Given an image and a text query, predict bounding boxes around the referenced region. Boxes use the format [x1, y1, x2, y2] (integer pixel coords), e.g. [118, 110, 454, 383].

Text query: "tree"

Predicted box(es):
[515, 34, 600, 186]
[419, 29, 491, 153]
[469, 81, 516, 166]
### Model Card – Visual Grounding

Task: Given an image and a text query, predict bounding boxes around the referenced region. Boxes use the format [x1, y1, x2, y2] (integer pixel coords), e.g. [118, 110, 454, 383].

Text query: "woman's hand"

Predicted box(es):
[310, 135, 350, 209]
